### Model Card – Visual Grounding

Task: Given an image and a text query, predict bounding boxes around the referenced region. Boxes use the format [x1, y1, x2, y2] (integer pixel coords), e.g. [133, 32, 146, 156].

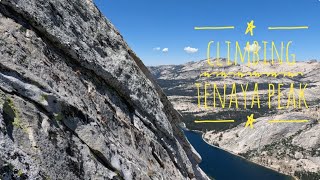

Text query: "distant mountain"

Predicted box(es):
[149, 59, 320, 179]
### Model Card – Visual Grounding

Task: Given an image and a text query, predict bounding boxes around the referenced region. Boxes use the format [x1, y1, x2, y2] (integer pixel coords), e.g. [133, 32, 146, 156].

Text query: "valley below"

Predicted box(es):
[149, 59, 320, 179]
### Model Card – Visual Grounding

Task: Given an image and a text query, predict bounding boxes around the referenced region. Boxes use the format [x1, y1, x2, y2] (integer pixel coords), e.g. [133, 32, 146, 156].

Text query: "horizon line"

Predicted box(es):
[146, 58, 318, 67]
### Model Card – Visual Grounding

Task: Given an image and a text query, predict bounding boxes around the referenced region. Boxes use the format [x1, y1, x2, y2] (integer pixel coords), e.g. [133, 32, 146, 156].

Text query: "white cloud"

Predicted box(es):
[184, 46, 198, 54]
[162, 48, 169, 53]
[244, 43, 261, 52]
[153, 47, 161, 51]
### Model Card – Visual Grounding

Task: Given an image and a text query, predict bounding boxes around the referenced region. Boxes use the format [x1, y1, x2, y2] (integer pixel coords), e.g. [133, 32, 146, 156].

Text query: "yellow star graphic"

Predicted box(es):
[245, 114, 255, 129]
[245, 20, 256, 36]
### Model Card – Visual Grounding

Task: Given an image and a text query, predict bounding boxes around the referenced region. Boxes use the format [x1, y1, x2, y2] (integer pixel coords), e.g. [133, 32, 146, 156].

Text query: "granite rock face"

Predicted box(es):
[0, 0, 208, 179]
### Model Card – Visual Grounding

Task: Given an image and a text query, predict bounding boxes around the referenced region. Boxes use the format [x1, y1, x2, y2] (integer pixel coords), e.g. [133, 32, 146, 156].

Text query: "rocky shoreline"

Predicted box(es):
[199, 132, 298, 180]
[203, 110, 320, 180]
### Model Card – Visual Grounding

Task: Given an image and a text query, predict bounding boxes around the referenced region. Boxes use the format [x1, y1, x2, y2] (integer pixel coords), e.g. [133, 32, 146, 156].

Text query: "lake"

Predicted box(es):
[184, 130, 294, 180]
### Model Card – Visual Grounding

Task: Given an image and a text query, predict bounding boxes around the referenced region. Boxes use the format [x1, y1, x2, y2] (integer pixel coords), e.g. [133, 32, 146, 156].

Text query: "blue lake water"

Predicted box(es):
[184, 130, 294, 180]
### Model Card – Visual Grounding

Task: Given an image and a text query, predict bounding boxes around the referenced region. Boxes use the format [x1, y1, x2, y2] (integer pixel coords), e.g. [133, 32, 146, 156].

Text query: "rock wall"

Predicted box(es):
[0, 0, 208, 179]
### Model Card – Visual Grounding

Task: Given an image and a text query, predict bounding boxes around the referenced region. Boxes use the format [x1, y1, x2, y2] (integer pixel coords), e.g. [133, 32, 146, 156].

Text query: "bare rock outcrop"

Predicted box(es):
[0, 1, 208, 179]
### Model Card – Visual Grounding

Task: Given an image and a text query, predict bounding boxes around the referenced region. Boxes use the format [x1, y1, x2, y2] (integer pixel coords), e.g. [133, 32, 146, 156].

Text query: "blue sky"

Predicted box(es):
[94, 0, 320, 66]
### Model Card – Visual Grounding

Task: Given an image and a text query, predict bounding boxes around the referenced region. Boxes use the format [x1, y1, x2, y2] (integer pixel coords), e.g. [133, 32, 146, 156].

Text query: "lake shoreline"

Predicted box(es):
[186, 129, 298, 180]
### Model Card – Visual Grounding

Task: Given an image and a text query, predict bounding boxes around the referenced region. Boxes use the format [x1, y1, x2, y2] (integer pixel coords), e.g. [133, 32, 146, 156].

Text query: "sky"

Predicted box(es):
[94, 0, 320, 66]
